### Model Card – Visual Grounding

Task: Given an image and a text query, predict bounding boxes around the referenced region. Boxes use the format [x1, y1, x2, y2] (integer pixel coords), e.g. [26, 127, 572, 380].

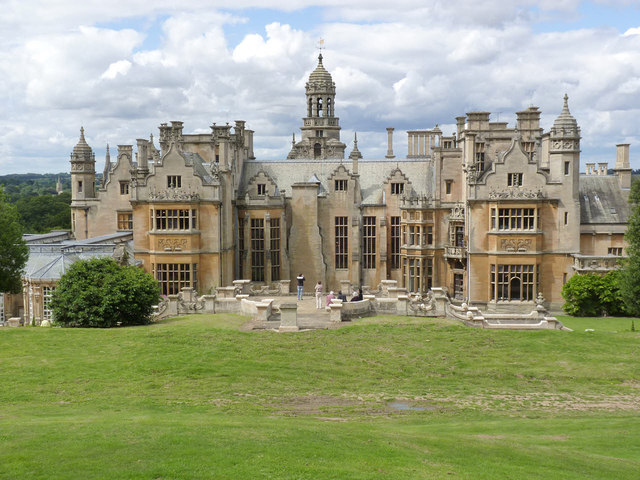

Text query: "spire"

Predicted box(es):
[349, 132, 362, 160]
[102, 144, 111, 187]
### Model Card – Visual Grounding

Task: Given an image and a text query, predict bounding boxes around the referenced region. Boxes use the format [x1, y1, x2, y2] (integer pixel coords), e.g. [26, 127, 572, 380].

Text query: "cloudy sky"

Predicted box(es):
[1, 0, 640, 174]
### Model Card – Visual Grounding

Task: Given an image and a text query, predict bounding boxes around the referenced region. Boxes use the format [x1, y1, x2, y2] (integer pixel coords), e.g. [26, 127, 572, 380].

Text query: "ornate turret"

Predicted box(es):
[548, 94, 580, 195]
[70, 127, 96, 200]
[550, 94, 580, 144]
[288, 54, 346, 160]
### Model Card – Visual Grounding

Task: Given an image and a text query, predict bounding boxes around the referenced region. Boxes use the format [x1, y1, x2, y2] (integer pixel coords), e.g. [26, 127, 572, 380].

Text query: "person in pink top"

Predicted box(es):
[326, 291, 335, 308]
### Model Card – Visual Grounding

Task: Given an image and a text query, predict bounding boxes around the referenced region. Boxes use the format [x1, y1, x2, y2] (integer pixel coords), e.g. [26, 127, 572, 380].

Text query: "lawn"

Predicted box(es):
[0, 314, 639, 479]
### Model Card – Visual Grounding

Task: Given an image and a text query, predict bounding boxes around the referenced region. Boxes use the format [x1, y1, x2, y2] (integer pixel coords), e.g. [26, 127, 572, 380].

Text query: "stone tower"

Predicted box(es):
[70, 127, 96, 239]
[288, 54, 346, 159]
[547, 94, 582, 253]
[70, 127, 96, 200]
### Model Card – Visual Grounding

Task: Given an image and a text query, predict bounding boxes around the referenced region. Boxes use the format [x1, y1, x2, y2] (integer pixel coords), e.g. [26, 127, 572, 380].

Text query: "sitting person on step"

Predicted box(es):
[350, 288, 363, 302]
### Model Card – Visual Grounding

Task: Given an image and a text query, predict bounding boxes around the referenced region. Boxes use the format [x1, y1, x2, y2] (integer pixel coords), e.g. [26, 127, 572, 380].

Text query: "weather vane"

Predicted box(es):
[317, 38, 325, 53]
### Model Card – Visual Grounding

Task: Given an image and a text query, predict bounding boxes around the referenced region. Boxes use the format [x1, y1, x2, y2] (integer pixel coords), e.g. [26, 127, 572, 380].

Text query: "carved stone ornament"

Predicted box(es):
[158, 238, 187, 251]
[489, 188, 544, 199]
[501, 238, 532, 252]
[450, 203, 465, 221]
[148, 188, 200, 201]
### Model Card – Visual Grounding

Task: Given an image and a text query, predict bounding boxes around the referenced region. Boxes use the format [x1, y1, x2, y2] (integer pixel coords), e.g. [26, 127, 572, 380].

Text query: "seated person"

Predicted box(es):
[350, 288, 363, 302]
[326, 291, 335, 307]
[337, 290, 347, 302]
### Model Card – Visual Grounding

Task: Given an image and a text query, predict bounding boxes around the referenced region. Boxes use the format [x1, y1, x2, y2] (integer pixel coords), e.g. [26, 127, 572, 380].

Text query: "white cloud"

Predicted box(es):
[101, 60, 132, 79]
[1, 1, 640, 173]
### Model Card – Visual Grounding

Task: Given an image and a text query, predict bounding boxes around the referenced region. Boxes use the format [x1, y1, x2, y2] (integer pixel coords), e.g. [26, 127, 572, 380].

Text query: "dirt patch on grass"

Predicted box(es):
[269, 392, 640, 416]
[410, 392, 640, 412]
[274, 395, 361, 415]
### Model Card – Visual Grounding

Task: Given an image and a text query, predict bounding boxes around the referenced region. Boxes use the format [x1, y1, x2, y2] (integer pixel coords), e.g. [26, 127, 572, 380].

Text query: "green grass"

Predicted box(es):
[1, 314, 639, 479]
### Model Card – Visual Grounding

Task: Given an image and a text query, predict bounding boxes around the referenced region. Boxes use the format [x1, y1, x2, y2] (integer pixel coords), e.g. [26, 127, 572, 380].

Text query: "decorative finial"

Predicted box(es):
[106, 143, 110, 159]
[80, 126, 85, 140]
[317, 38, 324, 63]
[354, 132, 358, 145]
[561, 93, 571, 115]
[292, 133, 296, 146]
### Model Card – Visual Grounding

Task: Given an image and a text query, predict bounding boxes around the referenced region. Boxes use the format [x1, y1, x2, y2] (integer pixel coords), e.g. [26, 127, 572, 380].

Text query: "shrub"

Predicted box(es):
[561, 272, 626, 317]
[51, 258, 160, 327]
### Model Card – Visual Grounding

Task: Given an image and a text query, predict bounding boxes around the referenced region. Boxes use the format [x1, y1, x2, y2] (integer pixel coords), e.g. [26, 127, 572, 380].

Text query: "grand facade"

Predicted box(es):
[68, 55, 632, 312]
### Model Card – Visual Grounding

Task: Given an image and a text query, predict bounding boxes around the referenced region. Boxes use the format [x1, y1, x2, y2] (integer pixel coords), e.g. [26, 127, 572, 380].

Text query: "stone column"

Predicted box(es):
[264, 213, 272, 284]
[379, 216, 388, 281]
[280, 210, 291, 280]
[289, 183, 326, 286]
[243, 212, 251, 280]
[351, 216, 361, 288]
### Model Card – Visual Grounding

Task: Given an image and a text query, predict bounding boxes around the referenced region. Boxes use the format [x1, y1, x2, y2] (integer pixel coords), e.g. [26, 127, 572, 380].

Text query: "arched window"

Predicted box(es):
[327, 97, 332, 116]
[314, 143, 322, 158]
[317, 97, 323, 117]
[308, 98, 313, 117]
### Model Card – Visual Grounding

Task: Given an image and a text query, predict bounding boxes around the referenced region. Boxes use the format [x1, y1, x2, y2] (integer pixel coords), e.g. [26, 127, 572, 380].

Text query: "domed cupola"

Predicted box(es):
[308, 54, 334, 85]
[289, 53, 345, 160]
[305, 54, 337, 119]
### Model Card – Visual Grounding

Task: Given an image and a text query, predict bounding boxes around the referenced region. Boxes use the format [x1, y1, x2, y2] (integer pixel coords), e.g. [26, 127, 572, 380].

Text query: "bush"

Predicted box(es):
[561, 271, 626, 317]
[51, 258, 160, 327]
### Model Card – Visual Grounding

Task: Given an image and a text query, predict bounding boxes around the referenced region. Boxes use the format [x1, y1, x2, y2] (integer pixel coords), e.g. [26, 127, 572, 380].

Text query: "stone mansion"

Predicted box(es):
[68, 54, 631, 312]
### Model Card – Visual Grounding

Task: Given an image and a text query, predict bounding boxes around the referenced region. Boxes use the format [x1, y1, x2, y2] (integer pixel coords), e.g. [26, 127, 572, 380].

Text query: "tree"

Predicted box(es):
[15, 192, 71, 233]
[619, 180, 640, 316]
[50, 258, 160, 327]
[561, 271, 626, 317]
[0, 189, 29, 293]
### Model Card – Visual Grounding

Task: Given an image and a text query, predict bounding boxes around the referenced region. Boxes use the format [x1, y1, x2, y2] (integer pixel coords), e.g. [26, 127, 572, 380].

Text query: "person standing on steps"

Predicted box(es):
[296, 273, 305, 300]
[315, 281, 323, 309]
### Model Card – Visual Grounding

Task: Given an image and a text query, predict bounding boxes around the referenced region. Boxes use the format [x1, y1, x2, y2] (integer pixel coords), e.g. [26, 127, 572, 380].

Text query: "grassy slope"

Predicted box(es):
[0, 314, 638, 479]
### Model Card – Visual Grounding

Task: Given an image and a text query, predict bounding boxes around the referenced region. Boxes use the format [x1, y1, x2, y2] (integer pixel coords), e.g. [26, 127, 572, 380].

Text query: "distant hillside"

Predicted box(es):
[0, 173, 72, 234]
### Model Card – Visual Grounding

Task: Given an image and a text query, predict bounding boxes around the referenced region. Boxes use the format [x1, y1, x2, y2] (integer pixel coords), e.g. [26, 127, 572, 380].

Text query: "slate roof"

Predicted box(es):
[240, 158, 434, 205]
[579, 175, 629, 224]
[23, 244, 115, 281]
[183, 152, 217, 185]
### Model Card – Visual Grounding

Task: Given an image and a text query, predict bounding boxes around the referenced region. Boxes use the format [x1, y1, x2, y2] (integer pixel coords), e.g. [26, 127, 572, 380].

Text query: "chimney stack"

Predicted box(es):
[385, 127, 395, 158]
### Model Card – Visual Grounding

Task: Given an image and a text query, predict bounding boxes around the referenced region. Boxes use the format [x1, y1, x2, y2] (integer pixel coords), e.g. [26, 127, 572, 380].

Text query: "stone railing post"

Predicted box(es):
[279, 303, 299, 332]
[397, 295, 409, 316]
[278, 280, 290, 294]
[431, 287, 448, 316]
[233, 279, 252, 295]
[329, 300, 343, 323]
[340, 280, 352, 296]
